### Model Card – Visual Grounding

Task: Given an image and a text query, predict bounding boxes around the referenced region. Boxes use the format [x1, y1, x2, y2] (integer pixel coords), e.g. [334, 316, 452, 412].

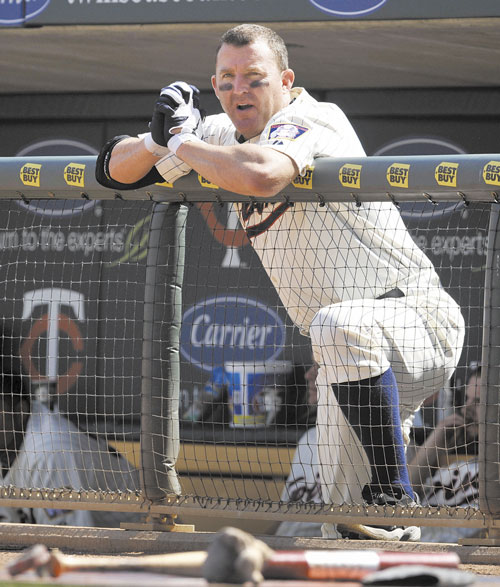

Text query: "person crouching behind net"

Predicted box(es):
[408, 364, 481, 543]
[274, 361, 326, 537]
[0, 340, 140, 527]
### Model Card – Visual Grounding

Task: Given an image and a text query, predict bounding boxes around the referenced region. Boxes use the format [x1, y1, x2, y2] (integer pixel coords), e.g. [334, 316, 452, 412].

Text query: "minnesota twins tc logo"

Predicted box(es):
[196, 203, 249, 268]
[20, 288, 85, 394]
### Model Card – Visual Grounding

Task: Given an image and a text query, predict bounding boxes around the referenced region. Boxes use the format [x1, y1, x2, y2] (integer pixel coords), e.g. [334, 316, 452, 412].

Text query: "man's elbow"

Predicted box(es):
[245, 169, 291, 198]
[96, 153, 133, 188]
[95, 135, 133, 188]
[107, 157, 126, 184]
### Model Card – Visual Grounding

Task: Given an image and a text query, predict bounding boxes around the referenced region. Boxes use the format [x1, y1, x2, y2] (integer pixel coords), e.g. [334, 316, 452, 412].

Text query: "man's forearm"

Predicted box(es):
[175, 140, 298, 197]
[108, 136, 160, 184]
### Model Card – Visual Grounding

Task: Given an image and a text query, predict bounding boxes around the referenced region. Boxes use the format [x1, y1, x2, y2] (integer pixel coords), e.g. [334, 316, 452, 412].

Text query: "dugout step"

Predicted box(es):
[459, 528, 498, 546]
[120, 514, 195, 533]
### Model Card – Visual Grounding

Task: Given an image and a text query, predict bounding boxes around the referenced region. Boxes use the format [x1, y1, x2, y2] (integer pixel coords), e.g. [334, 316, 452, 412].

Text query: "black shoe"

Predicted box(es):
[337, 484, 421, 542]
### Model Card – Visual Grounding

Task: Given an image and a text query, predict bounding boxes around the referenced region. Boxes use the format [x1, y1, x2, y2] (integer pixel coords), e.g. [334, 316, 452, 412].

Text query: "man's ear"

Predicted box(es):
[282, 69, 295, 91]
[211, 75, 220, 100]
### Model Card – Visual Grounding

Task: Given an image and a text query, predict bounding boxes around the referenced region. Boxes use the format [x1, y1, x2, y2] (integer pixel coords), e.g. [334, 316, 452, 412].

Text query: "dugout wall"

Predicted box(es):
[0, 154, 496, 539]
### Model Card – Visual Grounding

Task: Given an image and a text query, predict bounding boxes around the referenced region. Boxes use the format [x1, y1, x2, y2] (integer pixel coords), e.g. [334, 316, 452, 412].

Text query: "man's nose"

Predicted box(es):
[232, 76, 249, 95]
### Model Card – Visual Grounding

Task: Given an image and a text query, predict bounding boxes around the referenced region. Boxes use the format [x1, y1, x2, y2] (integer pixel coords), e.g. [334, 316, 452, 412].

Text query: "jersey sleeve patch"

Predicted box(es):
[267, 123, 309, 141]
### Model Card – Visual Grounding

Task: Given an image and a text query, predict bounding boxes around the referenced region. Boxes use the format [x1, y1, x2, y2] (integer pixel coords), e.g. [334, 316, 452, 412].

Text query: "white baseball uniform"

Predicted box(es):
[0, 401, 140, 527]
[419, 457, 479, 543]
[275, 426, 326, 537]
[155, 88, 465, 526]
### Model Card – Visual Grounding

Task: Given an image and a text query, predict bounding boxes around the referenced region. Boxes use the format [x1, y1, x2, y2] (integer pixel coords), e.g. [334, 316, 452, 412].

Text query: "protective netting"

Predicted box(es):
[0, 196, 489, 539]
[177, 199, 486, 540]
[0, 199, 148, 527]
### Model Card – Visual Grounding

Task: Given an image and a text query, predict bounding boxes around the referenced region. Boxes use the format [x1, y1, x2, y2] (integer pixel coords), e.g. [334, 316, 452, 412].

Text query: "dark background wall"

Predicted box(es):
[3, 87, 500, 158]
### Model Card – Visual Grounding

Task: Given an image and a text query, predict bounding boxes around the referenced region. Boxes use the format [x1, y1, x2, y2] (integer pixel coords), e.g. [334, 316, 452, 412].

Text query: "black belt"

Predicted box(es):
[377, 287, 405, 300]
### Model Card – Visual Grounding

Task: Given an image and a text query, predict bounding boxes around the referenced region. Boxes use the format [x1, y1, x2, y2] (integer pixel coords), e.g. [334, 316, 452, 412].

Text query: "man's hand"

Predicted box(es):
[163, 82, 205, 155]
[144, 81, 204, 157]
[416, 412, 470, 467]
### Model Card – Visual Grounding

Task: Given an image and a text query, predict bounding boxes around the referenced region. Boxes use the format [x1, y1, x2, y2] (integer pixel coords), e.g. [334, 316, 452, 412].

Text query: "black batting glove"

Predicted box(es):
[144, 82, 204, 157]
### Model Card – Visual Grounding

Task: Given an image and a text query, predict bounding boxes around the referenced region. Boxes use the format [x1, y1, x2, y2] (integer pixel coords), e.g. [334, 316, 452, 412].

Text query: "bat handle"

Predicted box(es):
[46, 550, 208, 577]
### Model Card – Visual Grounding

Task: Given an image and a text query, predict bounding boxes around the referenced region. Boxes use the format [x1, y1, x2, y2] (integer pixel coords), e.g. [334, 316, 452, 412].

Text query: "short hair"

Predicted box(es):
[216, 24, 289, 71]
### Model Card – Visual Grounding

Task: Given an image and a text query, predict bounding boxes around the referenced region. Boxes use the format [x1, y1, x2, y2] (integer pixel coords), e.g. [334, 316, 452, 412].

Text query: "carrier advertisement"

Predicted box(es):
[2, 0, 500, 26]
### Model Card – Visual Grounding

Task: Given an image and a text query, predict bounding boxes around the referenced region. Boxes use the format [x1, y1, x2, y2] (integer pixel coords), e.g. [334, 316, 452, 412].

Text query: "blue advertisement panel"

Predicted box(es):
[2, 0, 500, 27]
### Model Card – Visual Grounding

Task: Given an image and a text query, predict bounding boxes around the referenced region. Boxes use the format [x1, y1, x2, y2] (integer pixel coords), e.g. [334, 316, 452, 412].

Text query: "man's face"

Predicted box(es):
[212, 40, 294, 139]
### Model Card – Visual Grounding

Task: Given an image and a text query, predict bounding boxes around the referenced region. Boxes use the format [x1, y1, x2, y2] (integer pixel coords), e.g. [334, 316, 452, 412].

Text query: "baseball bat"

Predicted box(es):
[7, 546, 207, 578]
[8, 544, 460, 581]
[263, 550, 460, 580]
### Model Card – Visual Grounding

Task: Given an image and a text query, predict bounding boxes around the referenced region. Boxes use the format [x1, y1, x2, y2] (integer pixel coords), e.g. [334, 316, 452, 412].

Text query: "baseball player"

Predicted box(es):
[275, 361, 324, 538]
[408, 365, 480, 543]
[0, 385, 140, 527]
[96, 24, 465, 541]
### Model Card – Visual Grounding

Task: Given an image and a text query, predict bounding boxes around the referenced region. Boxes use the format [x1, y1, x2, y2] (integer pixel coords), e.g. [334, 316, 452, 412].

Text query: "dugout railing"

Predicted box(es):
[0, 154, 498, 540]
